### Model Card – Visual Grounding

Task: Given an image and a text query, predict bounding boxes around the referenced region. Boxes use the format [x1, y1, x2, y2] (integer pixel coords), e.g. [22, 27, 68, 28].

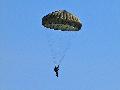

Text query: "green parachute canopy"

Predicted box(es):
[42, 10, 82, 31]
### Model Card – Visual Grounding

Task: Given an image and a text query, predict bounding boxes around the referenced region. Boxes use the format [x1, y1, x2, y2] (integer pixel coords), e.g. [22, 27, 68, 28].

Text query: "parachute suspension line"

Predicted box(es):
[58, 32, 72, 65]
[52, 32, 66, 65]
[50, 31, 77, 65]
[44, 29, 79, 65]
[60, 31, 78, 64]
[58, 43, 70, 64]
[44, 30, 63, 65]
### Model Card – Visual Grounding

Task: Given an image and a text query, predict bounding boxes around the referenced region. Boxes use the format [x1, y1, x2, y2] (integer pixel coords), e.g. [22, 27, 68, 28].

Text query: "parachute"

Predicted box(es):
[42, 10, 82, 31]
[42, 10, 82, 65]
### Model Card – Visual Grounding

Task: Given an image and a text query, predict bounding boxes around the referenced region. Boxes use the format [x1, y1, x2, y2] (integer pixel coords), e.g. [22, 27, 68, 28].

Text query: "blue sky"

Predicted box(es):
[0, 0, 120, 90]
